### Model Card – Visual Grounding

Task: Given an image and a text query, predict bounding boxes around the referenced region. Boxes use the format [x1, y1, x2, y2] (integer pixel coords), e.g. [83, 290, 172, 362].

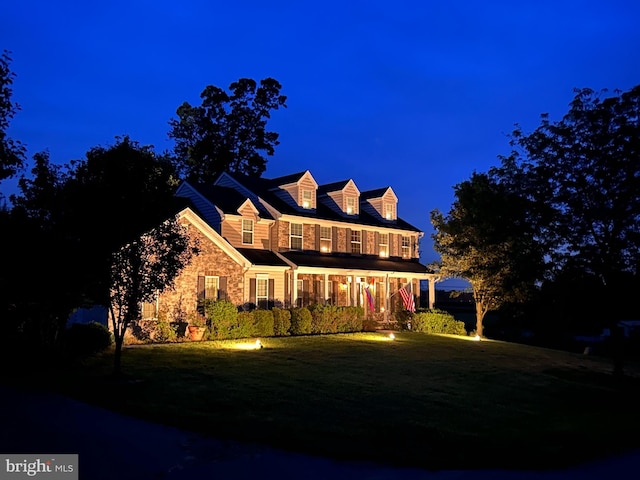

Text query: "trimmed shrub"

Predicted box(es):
[394, 309, 414, 331]
[64, 322, 113, 357]
[272, 308, 291, 336]
[289, 307, 312, 335]
[253, 309, 275, 337]
[412, 309, 467, 335]
[308, 304, 339, 334]
[339, 306, 364, 332]
[205, 300, 238, 340]
[233, 311, 255, 339]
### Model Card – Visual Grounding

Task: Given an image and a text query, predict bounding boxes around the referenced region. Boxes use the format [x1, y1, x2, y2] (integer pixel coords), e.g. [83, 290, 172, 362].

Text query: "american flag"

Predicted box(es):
[399, 282, 415, 312]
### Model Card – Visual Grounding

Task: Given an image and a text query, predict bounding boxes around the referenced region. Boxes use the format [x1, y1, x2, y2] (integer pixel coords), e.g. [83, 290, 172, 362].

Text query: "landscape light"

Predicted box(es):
[256, 339, 263, 349]
[473, 334, 481, 341]
[388, 333, 395, 340]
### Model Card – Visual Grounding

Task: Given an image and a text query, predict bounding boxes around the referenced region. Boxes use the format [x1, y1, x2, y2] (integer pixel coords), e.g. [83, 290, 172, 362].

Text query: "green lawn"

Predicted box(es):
[17, 332, 640, 470]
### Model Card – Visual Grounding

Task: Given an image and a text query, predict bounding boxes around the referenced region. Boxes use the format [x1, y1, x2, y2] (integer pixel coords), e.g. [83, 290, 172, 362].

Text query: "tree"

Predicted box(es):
[6, 137, 181, 351]
[493, 85, 640, 374]
[109, 217, 198, 376]
[0, 50, 25, 183]
[56, 136, 181, 308]
[168, 78, 287, 183]
[431, 173, 543, 337]
[495, 86, 640, 286]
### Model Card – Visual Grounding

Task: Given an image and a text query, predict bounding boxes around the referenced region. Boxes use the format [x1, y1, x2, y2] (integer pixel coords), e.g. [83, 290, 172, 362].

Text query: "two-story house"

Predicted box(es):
[145, 170, 437, 324]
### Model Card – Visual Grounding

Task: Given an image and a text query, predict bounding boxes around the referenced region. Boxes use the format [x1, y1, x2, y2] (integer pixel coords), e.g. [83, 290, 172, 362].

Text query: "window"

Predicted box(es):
[384, 203, 395, 220]
[204, 276, 219, 300]
[379, 233, 389, 258]
[290, 223, 303, 250]
[141, 297, 158, 319]
[302, 189, 313, 209]
[320, 226, 331, 252]
[256, 275, 269, 308]
[402, 236, 411, 258]
[351, 230, 361, 254]
[346, 196, 356, 215]
[242, 219, 254, 244]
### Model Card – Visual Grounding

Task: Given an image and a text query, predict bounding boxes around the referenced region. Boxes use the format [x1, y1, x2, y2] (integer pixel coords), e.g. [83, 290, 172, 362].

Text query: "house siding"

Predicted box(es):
[158, 221, 246, 318]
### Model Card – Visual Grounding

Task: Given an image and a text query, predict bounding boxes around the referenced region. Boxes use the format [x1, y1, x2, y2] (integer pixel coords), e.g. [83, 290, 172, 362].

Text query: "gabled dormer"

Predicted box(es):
[268, 170, 318, 211]
[318, 179, 361, 217]
[361, 187, 398, 222]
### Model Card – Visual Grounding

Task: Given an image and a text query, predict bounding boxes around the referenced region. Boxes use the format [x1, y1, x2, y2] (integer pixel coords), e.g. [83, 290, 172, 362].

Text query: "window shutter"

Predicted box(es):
[303, 279, 310, 305]
[375, 232, 380, 255]
[268, 279, 275, 307]
[345, 228, 351, 253]
[332, 226, 338, 251]
[362, 231, 367, 254]
[249, 279, 256, 305]
[315, 225, 321, 251]
[218, 276, 227, 300]
[197, 276, 205, 301]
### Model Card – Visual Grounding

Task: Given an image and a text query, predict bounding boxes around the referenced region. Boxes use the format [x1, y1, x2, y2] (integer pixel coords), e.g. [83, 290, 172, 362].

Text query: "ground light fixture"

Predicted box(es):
[231, 339, 265, 350]
[388, 333, 395, 340]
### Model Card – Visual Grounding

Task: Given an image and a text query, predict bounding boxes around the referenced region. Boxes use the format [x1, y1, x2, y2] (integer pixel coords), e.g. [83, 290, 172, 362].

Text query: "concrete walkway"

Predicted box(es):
[1, 384, 638, 479]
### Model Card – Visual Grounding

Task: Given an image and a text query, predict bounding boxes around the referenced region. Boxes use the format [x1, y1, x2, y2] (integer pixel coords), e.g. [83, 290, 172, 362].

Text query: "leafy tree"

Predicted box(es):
[56, 136, 181, 307]
[109, 217, 198, 376]
[6, 137, 181, 351]
[168, 78, 287, 183]
[494, 86, 640, 286]
[0, 50, 25, 184]
[493, 85, 640, 374]
[431, 173, 543, 337]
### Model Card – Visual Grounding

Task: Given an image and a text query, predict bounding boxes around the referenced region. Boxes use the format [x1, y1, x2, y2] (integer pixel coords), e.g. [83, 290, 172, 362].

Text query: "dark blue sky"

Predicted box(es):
[2, 0, 640, 271]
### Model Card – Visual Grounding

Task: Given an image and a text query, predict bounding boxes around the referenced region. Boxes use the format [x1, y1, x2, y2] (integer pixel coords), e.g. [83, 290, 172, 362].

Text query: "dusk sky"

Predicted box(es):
[2, 0, 640, 270]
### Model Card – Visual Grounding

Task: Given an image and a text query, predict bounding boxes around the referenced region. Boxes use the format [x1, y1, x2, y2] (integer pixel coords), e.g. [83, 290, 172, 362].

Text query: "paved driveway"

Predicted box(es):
[1, 384, 638, 479]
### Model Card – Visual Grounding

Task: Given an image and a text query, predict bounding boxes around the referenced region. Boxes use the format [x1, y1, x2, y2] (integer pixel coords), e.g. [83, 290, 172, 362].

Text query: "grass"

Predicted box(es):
[9, 332, 640, 470]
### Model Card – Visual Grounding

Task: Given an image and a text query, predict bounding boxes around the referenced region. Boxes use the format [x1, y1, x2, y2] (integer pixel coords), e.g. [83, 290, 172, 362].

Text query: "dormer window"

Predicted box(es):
[242, 219, 254, 244]
[346, 196, 357, 215]
[302, 189, 313, 209]
[384, 203, 395, 220]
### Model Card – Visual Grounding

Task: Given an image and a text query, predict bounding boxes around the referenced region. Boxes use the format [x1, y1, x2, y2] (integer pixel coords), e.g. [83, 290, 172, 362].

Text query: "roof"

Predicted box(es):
[188, 183, 275, 219]
[236, 248, 290, 267]
[220, 172, 421, 232]
[360, 187, 391, 199]
[279, 250, 433, 274]
[317, 179, 351, 194]
[266, 171, 308, 187]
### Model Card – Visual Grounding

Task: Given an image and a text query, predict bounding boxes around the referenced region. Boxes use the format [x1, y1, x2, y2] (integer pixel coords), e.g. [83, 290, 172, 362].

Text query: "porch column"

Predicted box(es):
[428, 276, 436, 310]
[292, 270, 298, 307]
[324, 273, 329, 304]
[384, 274, 390, 324]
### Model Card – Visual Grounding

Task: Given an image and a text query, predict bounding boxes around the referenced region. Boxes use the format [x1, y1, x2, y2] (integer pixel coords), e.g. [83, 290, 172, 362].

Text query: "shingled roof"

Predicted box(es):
[219, 172, 421, 232]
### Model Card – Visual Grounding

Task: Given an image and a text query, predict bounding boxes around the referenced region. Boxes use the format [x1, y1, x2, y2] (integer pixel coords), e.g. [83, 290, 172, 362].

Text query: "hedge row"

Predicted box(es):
[203, 301, 365, 340]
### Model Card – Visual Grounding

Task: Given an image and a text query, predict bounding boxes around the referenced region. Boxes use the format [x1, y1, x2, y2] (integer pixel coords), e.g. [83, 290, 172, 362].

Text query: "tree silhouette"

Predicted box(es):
[169, 78, 286, 183]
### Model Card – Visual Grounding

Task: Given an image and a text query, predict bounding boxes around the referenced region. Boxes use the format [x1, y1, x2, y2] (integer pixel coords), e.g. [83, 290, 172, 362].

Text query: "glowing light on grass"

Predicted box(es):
[473, 334, 482, 341]
[388, 333, 395, 340]
[230, 339, 264, 350]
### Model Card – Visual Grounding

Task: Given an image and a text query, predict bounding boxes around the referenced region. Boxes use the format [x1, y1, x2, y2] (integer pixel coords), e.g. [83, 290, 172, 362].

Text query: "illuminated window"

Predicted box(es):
[320, 226, 331, 252]
[346, 196, 356, 214]
[379, 233, 389, 258]
[141, 296, 158, 319]
[402, 236, 411, 258]
[351, 230, 361, 254]
[384, 203, 395, 220]
[302, 189, 313, 209]
[242, 219, 254, 244]
[204, 276, 219, 300]
[256, 275, 269, 308]
[290, 223, 303, 250]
